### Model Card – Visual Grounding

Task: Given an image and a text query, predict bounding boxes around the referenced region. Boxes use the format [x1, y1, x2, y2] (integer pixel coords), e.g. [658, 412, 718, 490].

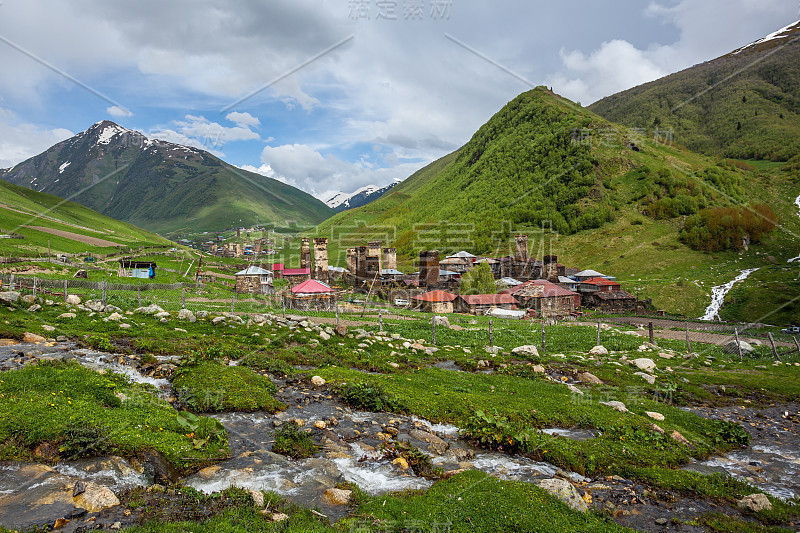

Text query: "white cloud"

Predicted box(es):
[0, 108, 73, 169]
[225, 111, 260, 128]
[107, 105, 133, 118]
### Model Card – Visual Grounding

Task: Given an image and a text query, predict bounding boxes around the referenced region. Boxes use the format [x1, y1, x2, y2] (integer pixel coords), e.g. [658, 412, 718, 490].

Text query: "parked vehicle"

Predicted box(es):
[394, 298, 409, 307]
[781, 326, 800, 334]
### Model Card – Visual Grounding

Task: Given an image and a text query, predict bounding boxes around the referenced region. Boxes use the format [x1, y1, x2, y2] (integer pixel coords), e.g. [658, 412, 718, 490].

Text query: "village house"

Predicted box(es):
[573, 269, 615, 282]
[234, 266, 273, 294]
[582, 290, 638, 312]
[118, 259, 156, 279]
[412, 290, 458, 314]
[282, 267, 311, 286]
[504, 279, 581, 318]
[440, 251, 476, 274]
[285, 279, 335, 311]
[456, 293, 519, 315]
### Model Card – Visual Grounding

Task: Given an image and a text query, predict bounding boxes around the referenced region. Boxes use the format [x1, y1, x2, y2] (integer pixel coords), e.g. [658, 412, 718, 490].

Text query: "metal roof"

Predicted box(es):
[459, 294, 518, 306]
[446, 251, 476, 259]
[290, 279, 333, 294]
[575, 269, 607, 278]
[235, 266, 272, 276]
[381, 269, 404, 275]
[412, 290, 458, 302]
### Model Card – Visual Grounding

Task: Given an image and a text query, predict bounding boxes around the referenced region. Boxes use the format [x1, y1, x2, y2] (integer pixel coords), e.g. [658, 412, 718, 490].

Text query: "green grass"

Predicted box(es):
[172, 362, 285, 413]
[0, 361, 228, 471]
[272, 421, 318, 459]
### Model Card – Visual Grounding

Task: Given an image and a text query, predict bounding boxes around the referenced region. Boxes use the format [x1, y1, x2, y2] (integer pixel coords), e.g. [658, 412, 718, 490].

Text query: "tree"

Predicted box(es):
[460, 263, 497, 295]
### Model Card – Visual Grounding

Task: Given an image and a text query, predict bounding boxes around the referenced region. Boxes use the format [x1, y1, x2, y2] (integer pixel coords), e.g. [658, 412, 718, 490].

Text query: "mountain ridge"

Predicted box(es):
[1, 121, 334, 237]
[325, 182, 399, 212]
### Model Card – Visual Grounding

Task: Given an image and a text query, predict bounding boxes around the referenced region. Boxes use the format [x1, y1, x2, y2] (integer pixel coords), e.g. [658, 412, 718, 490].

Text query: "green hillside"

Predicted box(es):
[0, 180, 170, 257]
[314, 87, 800, 324]
[1, 122, 333, 238]
[588, 21, 800, 162]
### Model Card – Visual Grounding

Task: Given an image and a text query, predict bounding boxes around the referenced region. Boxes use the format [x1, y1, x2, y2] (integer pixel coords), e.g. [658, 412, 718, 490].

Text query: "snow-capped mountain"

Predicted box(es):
[325, 182, 399, 212]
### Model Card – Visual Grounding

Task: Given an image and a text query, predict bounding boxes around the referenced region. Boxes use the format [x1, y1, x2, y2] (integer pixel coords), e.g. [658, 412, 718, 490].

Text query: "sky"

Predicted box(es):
[0, 0, 798, 202]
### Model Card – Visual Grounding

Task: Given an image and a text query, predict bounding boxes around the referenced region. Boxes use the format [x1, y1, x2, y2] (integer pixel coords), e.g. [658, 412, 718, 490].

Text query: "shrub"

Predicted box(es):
[273, 421, 317, 459]
[86, 334, 114, 352]
[337, 382, 407, 413]
[461, 409, 543, 454]
[60, 421, 112, 459]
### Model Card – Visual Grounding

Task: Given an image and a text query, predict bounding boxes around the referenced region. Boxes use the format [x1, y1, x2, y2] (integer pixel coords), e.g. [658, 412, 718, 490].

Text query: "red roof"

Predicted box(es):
[513, 279, 580, 298]
[459, 294, 518, 306]
[290, 279, 333, 294]
[581, 277, 620, 287]
[272, 263, 285, 271]
[412, 290, 458, 303]
[283, 268, 311, 276]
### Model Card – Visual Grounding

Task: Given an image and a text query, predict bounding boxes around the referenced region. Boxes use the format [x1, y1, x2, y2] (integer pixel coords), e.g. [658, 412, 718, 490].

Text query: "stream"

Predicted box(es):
[788, 193, 800, 263]
[699, 268, 760, 321]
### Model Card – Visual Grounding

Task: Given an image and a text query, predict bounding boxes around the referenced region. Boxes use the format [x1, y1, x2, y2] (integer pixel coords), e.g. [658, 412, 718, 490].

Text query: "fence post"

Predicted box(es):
[794, 336, 800, 358]
[685, 322, 692, 353]
[734, 327, 743, 361]
[596, 320, 601, 346]
[102, 281, 107, 306]
[231, 293, 235, 314]
[9, 274, 13, 291]
[432, 315, 436, 345]
[33, 277, 37, 298]
[137, 285, 141, 308]
[541, 321, 546, 355]
[768, 332, 780, 362]
[181, 287, 186, 310]
[63, 279, 68, 302]
[335, 298, 339, 328]
[489, 319, 493, 347]
[648, 322, 655, 345]
[379, 309, 383, 332]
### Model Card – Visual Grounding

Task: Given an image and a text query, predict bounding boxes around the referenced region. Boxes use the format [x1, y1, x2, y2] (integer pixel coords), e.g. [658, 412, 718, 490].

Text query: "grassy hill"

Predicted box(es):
[1, 122, 333, 238]
[313, 87, 800, 324]
[0, 179, 170, 257]
[588, 21, 800, 162]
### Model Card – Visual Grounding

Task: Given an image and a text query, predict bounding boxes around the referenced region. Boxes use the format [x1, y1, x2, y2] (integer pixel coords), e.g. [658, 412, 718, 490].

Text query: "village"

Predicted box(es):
[222, 234, 649, 318]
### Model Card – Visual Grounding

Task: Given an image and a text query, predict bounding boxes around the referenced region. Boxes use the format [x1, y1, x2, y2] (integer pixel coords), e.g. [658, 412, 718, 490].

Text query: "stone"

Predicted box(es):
[322, 488, 352, 506]
[212, 316, 226, 325]
[271, 513, 290, 522]
[651, 424, 665, 434]
[28, 304, 42, 312]
[319, 331, 330, 341]
[588, 345, 608, 356]
[196, 310, 209, 319]
[105, 312, 124, 322]
[42, 324, 55, 332]
[737, 493, 772, 512]
[20, 294, 35, 304]
[119, 323, 131, 329]
[140, 449, 179, 485]
[178, 309, 196, 322]
[484, 346, 501, 355]
[670, 430, 690, 446]
[73, 480, 86, 497]
[578, 372, 602, 385]
[110, 522, 122, 530]
[54, 518, 70, 529]
[248, 489, 265, 508]
[532, 364, 545, 373]
[0, 291, 20, 304]
[600, 401, 629, 413]
[388, 362, 400, 369]
[634, 372, 656, 385]
[73, 482, 119, 512]
[23, 332, 46, 343]
[567, 384, 583, 396]
[724, 340, 754, 356]
[57, 313, 76, 319]
[646, 411, 665, 421]
[512, 345, 540, 358]
[65, 294, 81, 306]
[535, 478, 588, 512]
[392, 457, 410, 470]
[314, 420, 327, 430]
[85, 300, 104, 312]
[154, 311, 171, 319]
[335, 324, 348, 336]
[433, 315, 450, 327]
[631, 358, 656, 372]
[654, 518, 668, 526]
[311, 376, 326, 387]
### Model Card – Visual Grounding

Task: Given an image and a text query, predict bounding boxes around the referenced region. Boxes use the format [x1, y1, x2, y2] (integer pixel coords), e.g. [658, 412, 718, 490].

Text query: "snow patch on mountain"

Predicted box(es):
[58, 161, 71, 174]
[733, 20, 800, 54]
[326, 185, 381, 209]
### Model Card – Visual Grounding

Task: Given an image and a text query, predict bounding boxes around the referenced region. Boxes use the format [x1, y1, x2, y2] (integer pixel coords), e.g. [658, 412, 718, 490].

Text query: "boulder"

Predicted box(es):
[104, 312, 124, 322]
[58, 313, 76, 319]
[670, 430, 690, 446]
[631, 358, 656, 372]
[85, 300, 104, 312]
[248, 489, 265, 508]
[634, 372, 656, 385]
[588, 345, 608, 356]
[724, 340, 754, 355]
[535, 478, 588, 513]
[433, 316, 450, 327]
[311, 376, 326, 387]
[140, 449, 179, 485]
[64, 294, 81, 306]
[532, 364, 545, 373]
[319, 331, 331, 341]
[177, 309, 196, 322]
[28, 304, 42, 312]
[512, 345, 540, 358]
[0, 291, 21, 304]
[645, 411, 665, 421]
[196, 310, 209, 319]
[21, 294, 35, 305]
[737, 493, 772, 512]
[322, 488, 352, 506]
[335, 324, 348, 336]
[577, 372, 602, 385]
[42, 325, 55, 332]
[154, 311, 171, 319]
[135, 304, 165, 315]
[73, 482, 120, 512]
[211, 316, 226, 325]
[22, 332, 46, 344]
[600, 401, 629, 413]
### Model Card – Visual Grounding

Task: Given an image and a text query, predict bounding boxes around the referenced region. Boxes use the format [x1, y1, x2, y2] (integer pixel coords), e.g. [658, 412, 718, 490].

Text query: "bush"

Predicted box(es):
[337, 382, 407, 413]
[86, 334, 114, 352]
[273, 421, 317, 459]
[60, 421, 112, 459]
[461, 409, 543, 454]
[680, 204, 777, 252]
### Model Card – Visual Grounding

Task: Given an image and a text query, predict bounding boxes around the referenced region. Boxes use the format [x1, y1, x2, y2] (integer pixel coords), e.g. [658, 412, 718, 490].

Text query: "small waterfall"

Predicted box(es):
[699, 269, 759, 321]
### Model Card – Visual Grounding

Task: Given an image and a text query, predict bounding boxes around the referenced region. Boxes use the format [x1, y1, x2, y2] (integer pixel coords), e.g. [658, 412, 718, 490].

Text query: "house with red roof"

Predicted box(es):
[285, 278, 335, 311]
[456, 293, 518, 315]
[503, 279, 580, 318]
[412, 290, 458, 314]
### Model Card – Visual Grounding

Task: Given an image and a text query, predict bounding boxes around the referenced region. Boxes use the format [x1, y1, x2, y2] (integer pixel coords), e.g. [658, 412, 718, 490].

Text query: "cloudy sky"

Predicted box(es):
[0, 0, 797, 201]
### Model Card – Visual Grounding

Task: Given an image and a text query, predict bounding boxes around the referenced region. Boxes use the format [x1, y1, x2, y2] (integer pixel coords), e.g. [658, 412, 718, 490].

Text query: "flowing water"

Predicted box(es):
[699, 268, 760, 321]
[788, 193, 800, 263]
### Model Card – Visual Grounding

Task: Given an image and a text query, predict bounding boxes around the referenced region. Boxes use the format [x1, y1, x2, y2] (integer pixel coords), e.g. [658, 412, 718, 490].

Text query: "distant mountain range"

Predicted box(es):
[589, 20, 800, 162]
[0, 121, 333, 237]
[325, 182, 399, 212]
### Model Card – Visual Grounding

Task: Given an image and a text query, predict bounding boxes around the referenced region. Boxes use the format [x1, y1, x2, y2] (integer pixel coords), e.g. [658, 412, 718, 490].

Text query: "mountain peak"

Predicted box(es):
[732, 19, 800, 55]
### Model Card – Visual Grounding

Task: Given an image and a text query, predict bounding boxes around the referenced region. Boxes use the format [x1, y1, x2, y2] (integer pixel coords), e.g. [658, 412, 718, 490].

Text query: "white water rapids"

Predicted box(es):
[699, 268, 760, 321]
[788, 193, 800, 263]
